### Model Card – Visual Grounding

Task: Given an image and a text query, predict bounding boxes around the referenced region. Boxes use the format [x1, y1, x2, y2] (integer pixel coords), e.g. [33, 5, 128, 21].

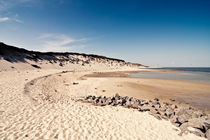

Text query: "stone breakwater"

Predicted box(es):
[81, 94, 210, 139]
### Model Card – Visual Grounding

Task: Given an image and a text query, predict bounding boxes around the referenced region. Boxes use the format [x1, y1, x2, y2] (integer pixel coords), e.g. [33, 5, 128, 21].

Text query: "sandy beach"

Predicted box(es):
[0, 44, 209, 140]
[0, 66, 209, 140]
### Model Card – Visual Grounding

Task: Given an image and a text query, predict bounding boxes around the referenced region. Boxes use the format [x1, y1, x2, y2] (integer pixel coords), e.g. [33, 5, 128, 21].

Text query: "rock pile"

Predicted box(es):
[83, 94, 210, 139]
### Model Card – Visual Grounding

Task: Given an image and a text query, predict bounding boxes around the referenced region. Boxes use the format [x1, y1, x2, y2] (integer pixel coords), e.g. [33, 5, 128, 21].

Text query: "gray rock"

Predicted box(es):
[159, 111, 169, 120]
[186, 117, 208, 135]
[131, 101, 139, 109]
[115, 93, 120, 99]
[111, 97, 116, 101]
[178, 114, 190, 123]
[95, 98, 100, 104]
[153, 104, 160, 110]
[121, 98, 127, 106]
[204, 121, 210, 130]
[171, 104, 177, 109]
[170, 115, 178, 123]
[105, 97, 112, 105]
[139, 105, 151, 112]
[192, 110, 203, 118]
[129, 97, 134, 102]
[92, 96, 96, 100]
[190, 129, 205, 138]
[125, 102, 132, 108]
[154, 98, 159, 102]
[73, 82, 79, 85]
[206, 129, 210, 140]
[179, 123, 189, 136]
[149, 112, 162, 120]
[116, 99, 121, 105]
[100, 98, 106, 106]
[159, 103, 167, 112]
[165, 108, 174, 118]
[85, 95, 92, 100]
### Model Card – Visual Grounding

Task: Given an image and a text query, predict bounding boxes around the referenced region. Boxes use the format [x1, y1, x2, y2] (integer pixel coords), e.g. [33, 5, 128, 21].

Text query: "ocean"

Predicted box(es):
[130, 67, 210, 83]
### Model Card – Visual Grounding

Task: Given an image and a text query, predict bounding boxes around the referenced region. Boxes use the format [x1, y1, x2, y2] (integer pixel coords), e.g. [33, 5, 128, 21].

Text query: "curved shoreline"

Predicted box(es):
[0, 69, 208, 140]
[84, 71, 210, 112]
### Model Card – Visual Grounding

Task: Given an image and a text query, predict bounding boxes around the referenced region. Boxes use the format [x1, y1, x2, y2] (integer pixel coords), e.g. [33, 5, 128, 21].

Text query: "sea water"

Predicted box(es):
[130, 67, 210, 83]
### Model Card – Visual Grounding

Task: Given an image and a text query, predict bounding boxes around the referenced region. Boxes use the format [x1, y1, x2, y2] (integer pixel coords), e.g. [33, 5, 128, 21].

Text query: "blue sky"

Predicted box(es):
[0, 0, 210, 67]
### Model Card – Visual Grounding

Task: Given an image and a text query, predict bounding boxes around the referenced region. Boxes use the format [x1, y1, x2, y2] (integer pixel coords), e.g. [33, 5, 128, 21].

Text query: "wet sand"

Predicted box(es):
[85, 71, 210, 112]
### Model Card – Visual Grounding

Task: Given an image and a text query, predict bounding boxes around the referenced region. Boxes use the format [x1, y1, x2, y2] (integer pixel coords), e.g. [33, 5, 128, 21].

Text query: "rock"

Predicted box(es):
[175, 107, 187, 116]
[131, 101, 139, 109]
[81, 94, 210, 138]
[129, 97, 133, 102]
[85, 95, 92, 100]
[111, 99, 118, 106]
[92, 96, 96, 100]
[121, 98, 127, 106]
[192, 110, 203, 118]
[177, 114, 190, 124]
[136, 99, 141, 105]
[154, 104, 161, 109]
[150, 108, 158, 114]
[187, 117, 208, 135]
[111, 97, 116, 101]
[154, 98, 159, 101]
[179, 123, 189, 136]
[204, 121, 210, 130]
[206, 129, 210, 140]
[171, 104, 177, 109]
[170, 99, 176, 102]
[115, 93, 120, 99]
[95, 98, 100, 104]
[170, 115, 178, 123]
[142, 100, 149, 105]
[59, 63, 63, 66]
[189, 129, 205, 137]
[73, 82, 79, 85]
[139, 105, 151, 112]
[116, 100, 121, 105]
[99, 98, 106, 106]
[159, 111, 169, 120]
[149, 112, 162, 120]
[154, 114, 162, 120]
[165, 108, 174, 118]
[105, 97, 112, 105]
[159, 103, 167, 112]
[31, 64, 41, 69]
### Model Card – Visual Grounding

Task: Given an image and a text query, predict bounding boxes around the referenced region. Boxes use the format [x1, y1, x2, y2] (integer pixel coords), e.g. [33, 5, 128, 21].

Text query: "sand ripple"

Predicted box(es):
[0, 70, 206, 140]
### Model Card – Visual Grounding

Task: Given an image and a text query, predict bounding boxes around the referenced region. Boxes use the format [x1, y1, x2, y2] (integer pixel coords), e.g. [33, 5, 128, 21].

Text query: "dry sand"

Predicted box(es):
[0, 66, 207, 140]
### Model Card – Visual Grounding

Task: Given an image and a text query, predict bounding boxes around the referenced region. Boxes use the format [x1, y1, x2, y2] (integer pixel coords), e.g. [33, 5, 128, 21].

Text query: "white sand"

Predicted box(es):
[0, 65, 206, 140]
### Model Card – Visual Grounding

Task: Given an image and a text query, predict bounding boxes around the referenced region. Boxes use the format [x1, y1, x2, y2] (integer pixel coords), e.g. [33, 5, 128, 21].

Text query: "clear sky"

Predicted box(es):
[0, 0, 210, 67]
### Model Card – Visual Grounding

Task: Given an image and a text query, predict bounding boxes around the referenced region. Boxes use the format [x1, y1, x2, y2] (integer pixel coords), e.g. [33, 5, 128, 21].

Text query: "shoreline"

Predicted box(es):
[0, 68, 209, 139]
[84, 70, 210, 113]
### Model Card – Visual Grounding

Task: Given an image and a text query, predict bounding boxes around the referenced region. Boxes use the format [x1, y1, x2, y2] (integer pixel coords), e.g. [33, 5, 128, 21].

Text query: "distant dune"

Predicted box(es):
[0, 42, 145, 71]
